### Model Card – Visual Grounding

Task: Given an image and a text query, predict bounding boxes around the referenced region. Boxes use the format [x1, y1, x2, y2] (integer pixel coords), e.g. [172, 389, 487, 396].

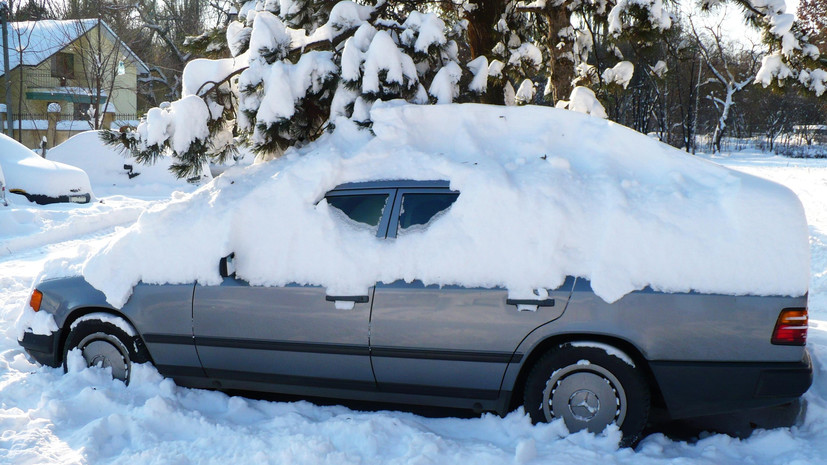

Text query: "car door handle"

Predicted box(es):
[506, 298, 555, 307]
[325, 295, 369, 303]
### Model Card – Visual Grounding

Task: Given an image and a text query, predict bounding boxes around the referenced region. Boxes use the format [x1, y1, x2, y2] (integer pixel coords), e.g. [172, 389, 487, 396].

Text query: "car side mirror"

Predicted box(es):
[219, 253, 236, 278]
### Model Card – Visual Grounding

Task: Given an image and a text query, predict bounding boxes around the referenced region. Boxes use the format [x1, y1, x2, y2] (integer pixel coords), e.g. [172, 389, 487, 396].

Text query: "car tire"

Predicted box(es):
[63, 318, 149, 384]
[524, 343, 650, 447]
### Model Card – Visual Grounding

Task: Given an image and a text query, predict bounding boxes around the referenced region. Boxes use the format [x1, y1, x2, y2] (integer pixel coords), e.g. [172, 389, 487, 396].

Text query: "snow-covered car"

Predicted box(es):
[17, 104, 813, 445]
[0, 133, 93, 204]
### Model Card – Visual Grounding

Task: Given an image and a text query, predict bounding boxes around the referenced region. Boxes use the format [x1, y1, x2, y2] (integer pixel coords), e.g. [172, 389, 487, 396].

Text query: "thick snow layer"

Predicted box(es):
[362, 31, 417, 93]
[603, 61, 635, 89]
[2, 146, 827, 464]
[182, 57, 247, 97]
[755, 53, 794, 88]
[401, 12, 446, 53]
[138, 96, 211, 155]
[0, 133, 93, 198]
[608, 0, 671, 35]
[558, 87, 608, 119]
[428, 62, 462, 103]
[82, 103, 808, 308]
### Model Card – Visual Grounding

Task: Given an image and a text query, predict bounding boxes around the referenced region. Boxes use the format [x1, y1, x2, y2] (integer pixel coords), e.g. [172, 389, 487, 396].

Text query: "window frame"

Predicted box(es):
[386, 187, 459, 239]
[51, 52, 75, 79]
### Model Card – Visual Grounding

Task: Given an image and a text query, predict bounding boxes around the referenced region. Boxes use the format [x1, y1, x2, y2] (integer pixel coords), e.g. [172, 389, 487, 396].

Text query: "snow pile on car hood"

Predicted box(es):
[82, 103, 810, 307]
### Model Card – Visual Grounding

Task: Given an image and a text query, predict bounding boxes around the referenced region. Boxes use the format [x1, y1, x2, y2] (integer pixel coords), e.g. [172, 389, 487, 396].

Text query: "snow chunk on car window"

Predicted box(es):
[82, 103, 810, 308]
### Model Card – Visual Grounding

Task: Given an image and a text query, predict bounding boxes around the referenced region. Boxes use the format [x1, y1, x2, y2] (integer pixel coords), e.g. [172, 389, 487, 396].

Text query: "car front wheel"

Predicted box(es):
[63, 317, 149, 384]
[524, 343, 650, 446]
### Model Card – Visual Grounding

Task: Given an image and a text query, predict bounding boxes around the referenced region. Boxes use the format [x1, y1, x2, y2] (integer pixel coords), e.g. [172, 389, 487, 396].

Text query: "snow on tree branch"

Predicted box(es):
[103, 0, 487, 177]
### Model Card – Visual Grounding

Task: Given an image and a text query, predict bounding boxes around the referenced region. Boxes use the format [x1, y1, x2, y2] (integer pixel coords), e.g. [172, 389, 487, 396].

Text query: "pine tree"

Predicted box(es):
[102, 0, 485, 177]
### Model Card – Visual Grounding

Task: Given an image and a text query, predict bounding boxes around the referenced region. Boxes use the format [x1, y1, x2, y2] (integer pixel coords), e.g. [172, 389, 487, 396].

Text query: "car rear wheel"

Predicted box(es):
[63, 318, 149, 384]
[524, 343, 650, 447]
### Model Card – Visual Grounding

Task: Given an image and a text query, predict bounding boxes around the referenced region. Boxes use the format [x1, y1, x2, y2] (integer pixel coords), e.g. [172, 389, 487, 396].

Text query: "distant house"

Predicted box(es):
[0, 19, 149, 148]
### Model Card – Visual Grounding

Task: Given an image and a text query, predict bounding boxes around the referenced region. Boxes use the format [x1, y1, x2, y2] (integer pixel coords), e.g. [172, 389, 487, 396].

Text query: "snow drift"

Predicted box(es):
[82, 103, 810, 307]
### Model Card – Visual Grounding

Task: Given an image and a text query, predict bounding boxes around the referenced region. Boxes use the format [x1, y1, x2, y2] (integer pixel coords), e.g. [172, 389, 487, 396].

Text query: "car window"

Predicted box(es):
[326, 194, 389, 230]
[397, 193, 459, 234]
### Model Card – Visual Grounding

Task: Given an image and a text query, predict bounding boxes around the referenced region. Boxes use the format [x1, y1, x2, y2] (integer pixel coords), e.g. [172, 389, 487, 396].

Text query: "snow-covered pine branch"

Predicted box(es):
[103, 0, 489, 177]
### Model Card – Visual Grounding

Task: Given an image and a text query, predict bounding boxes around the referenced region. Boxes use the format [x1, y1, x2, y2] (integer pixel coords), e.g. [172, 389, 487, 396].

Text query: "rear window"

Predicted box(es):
[397, 193, 459, 234]
[326, 194, 389, 230]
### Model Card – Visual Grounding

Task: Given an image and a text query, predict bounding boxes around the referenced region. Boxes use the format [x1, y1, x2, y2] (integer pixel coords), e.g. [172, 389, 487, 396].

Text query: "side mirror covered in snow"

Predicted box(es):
[219, 253, 236, 278]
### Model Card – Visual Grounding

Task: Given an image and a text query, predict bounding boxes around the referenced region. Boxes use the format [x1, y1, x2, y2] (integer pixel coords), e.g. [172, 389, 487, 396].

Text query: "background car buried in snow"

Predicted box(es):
[0, 133, 93, 204]
[19, 179, 812, 446]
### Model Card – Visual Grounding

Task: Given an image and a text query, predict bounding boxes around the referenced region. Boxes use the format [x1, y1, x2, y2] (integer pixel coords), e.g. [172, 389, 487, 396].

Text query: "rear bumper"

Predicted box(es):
[19, 329, 61, 368]
[650, 350, 813, 419]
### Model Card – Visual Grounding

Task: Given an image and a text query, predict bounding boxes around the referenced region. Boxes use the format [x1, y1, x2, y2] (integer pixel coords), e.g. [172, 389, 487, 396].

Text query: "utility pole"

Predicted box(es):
[1, 0, 13, 136]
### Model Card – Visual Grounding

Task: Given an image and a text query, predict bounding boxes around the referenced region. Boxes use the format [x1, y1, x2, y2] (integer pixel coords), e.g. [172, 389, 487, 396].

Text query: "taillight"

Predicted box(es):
[29, 289, 43, 312]
[771, 307, 808, 345]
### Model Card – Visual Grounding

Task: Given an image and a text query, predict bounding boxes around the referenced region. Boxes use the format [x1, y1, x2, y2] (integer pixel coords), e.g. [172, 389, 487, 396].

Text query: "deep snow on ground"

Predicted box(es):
[1, 146, 827, 464]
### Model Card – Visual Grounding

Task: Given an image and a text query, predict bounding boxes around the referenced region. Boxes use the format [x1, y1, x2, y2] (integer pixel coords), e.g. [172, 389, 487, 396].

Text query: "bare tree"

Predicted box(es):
[690, 16, 760, 153]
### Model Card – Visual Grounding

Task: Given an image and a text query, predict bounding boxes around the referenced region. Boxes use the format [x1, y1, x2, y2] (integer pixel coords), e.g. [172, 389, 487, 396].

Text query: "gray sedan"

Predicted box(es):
[20, 180, 812, 446]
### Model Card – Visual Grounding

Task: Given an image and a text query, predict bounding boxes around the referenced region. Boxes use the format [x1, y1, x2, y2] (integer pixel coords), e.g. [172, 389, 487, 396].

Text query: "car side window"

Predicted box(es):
[397, 193, 459, 234]
[326, 194, 389, 230]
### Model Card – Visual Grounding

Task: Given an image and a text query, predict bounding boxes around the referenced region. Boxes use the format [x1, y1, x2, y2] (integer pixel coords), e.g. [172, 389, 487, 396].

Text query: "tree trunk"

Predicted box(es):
[543, 7, 575, 104]
[464, 0, 505, 105]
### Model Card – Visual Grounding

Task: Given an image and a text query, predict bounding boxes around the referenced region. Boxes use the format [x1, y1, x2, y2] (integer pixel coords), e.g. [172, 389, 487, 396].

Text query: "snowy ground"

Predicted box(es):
[1, 148, 827, 464]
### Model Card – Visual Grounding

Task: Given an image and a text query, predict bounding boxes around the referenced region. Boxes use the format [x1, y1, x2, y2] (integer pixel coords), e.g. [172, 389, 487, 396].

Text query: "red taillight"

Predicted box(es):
[29, 289, 43, 312]
[772, 308, 808, 345]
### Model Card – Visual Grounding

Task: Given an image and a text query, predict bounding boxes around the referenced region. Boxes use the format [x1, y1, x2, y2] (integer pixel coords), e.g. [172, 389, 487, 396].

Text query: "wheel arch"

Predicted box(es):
[505, 333, 665, 414]
[58, 307, 152, 365]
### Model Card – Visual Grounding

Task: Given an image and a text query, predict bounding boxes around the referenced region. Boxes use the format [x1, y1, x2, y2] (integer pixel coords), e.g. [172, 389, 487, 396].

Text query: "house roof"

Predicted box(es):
[0, 19, 150, 77]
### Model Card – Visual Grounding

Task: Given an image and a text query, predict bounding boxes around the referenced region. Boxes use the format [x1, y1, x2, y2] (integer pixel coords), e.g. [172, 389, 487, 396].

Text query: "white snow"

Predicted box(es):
[515, 79, 535, 102]
[2, 137, 827, 464]
[182, 57, 246, 97]
[557, 86, 608, 119]
[78, 103, 808, 310]
[650, 60, 667, 78]
[570, 341, 636, 367]
[608, 0, 672, 35]
[467, 56, 489, 93]
[755, 52, 794, 88]
[507, 43, 543, 69]
[47, 131, 209, 194]
[603, 61, 635, 89]
[428, 62, 462, 103]
[0, 133, 93, 199]
[401, 12, 446, 53]
[248, 10, 293, 62]
[799, 69, 827, 97]
[257, 51, 338, 124]
[362, 31, 417, 93]
[137, 95, 211, 155]
[70, 312, 137, 337]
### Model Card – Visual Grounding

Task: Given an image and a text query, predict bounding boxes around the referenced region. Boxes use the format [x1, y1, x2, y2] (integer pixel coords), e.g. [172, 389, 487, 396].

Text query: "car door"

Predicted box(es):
[370, 187, 574, 400]
[192, 188, 395, 392]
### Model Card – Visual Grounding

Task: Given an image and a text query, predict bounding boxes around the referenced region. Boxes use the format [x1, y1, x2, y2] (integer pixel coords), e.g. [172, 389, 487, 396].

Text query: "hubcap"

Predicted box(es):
[77, 333, 130, 382]
[543, 365, 626, 433]
[569, 389, 600, 421]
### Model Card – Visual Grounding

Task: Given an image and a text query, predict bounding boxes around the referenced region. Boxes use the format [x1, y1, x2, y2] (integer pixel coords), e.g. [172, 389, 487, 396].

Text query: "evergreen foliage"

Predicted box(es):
[99, 0, 826, 178]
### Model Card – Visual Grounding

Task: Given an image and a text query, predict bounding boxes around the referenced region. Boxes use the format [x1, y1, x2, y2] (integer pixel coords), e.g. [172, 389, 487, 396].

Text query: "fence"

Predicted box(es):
[1, 111, 139, 148]
[25, 71, 94, 90]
